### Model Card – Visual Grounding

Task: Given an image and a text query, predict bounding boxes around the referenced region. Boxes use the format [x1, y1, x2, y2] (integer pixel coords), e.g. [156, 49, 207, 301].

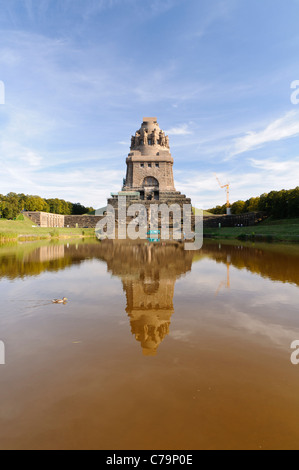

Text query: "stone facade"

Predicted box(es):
[203, 212, 267, 228]
[64, 215, 104, 228]
[125, 117, 175, 194]
[108, 117, 193, 233]
[24, 211, 65, 228]
[23, 212, 105, 229]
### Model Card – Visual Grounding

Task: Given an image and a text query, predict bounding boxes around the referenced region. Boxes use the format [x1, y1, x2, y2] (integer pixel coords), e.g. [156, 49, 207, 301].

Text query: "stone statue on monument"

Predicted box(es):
[135, 131, 140, 146]
[131, 135, 135, 149]
[160, 131, 166, 147]
[143, 130, 148, 145]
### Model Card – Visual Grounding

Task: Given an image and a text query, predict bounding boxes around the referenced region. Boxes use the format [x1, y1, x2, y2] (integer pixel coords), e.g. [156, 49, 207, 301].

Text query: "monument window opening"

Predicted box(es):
[143, 280, 160, 295]
[155, 163, 159, 168]
[148, 139, 152, 145]
[148, 163, 152, 168]
[143, 177, 159, 188]
[140, 163, 144, 168]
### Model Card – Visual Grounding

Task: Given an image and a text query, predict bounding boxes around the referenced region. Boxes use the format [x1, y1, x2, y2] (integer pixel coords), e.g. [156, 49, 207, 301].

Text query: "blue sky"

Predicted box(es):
[0, 0, 299, 209]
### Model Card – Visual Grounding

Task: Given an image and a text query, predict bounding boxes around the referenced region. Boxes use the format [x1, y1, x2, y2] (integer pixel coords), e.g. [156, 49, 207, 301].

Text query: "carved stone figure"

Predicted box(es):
[165, 135, 169, 148]
[131, 135, 135, 149]
[135, 131, 140, 146]
[152, 129, 157, 145]
[160, 131, 166, 147]
[143, 130, 148, 145]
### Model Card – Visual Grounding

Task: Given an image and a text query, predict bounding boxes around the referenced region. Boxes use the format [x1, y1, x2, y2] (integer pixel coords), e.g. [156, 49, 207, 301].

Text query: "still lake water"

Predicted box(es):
[0, 239, 299, 450]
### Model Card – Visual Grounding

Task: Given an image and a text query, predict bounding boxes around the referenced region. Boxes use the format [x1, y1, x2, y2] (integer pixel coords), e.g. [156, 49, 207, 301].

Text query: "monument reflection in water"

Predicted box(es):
[0, 239, 193, 355]
[1, 240, 299, 450]
[98, 240, 193, 356]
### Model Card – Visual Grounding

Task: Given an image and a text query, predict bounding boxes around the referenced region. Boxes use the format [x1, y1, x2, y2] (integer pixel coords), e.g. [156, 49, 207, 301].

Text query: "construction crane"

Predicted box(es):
[214, 174, 230, 214]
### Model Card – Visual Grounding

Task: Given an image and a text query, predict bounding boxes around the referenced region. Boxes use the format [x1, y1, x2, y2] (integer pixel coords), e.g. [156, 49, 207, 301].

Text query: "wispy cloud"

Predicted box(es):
[166, 124, 192, 136]
[230, 111, 299, 158]
[250, 156, 299, 173]
[174, 154, 299, 209]
[189, 0, 236, 39]
[0, 148, 123, 206]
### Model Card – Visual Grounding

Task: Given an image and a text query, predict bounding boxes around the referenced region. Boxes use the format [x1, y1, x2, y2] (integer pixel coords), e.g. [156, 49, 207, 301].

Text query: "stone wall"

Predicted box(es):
[126, 159, 175, 191]
[24, 211, 65, 228]
[64, 215, 104, 228]
[203, 212, 267, 228]
[24, 212, 104, 229]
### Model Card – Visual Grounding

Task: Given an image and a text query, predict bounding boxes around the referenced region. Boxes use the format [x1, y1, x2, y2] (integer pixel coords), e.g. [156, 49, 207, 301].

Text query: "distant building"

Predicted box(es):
[23, 211, 104, 229]
[24, 211, 65, 228]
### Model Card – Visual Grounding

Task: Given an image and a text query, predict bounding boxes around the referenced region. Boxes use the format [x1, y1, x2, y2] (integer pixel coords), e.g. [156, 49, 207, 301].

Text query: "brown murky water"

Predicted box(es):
[0, 239, 299, 450]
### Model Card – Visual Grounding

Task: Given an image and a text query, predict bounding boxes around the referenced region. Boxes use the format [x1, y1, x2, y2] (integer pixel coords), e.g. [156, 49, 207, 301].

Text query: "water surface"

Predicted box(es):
[0, 239, 299, 450]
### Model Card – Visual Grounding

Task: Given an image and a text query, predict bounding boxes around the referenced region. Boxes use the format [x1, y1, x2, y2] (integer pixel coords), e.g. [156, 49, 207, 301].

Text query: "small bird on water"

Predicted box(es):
[52, 297, 68, 304]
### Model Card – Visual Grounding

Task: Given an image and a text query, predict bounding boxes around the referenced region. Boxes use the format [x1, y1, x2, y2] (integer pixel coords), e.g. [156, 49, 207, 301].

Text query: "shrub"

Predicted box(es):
[50, 229, 60, 238]
[237, 233, 247, 241]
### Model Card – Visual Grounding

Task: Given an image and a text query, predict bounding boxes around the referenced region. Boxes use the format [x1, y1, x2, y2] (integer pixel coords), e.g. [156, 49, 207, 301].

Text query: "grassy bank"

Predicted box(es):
[0, 216, 96, 242]
[203, 217, 299, 242]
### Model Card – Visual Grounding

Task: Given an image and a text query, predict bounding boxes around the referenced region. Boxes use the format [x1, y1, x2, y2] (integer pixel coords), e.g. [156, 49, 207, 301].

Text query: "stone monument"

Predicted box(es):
[107, 118, 192, 231]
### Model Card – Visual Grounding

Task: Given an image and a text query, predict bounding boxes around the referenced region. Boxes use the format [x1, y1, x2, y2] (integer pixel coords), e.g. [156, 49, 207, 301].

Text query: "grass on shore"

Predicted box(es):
[2, 213, 299, 244]
[203, 217, 299, 242]
[193, 207, 214, 217]
[0, 216, 96, 241]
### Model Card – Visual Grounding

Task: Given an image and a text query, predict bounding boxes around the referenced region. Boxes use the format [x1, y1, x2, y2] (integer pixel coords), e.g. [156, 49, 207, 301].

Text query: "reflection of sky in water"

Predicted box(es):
[174, 258, 299, 349]
[0, 260, 123, 323]
[0, 241, 299, 450]
[0, 240, 298, 353]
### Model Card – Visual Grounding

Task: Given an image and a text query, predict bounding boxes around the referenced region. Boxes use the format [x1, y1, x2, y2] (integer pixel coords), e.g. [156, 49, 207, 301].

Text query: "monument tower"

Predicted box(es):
[108, 117, 192, 211]
[124, 117, 175, 200]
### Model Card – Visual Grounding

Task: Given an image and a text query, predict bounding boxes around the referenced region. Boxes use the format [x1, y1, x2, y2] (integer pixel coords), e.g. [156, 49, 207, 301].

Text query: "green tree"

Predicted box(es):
[25, 195, 49, 212]
[231, 200, 246, 214]
[245, 197, 260, 213]
[208, 187, 298, 219]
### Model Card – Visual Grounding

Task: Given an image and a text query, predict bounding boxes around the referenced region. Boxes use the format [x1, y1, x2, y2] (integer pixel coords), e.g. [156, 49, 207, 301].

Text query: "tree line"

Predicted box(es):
[207, 187, 299, 219]
[0, 193, 94, 219]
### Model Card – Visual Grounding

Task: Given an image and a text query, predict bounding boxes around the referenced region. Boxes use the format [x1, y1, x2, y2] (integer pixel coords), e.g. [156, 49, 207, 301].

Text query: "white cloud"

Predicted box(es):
[189, 0, 236, 39]
[0, 106, 57, 140]
[166, 124, 192, 136]
[0, 165, 123, 208]
[20, 150, 43, 167]
[250, 156, 299, 173]
[230, 111, 299, 157]
[0, 48, 20, 66]
[230, 310, 299, 348]
[174, 155, 299, 209]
